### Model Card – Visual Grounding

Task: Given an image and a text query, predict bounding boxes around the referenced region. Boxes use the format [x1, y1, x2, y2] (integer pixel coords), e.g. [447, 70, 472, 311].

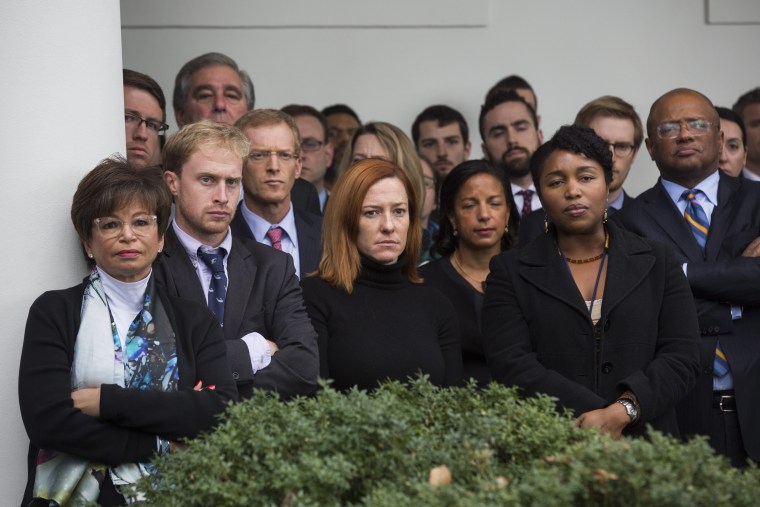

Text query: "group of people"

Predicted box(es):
[17, 50, 760, 505]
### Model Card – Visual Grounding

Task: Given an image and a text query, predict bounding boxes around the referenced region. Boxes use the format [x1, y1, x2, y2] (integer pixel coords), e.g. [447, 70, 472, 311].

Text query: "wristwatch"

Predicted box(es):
[616, 399, 638, 422]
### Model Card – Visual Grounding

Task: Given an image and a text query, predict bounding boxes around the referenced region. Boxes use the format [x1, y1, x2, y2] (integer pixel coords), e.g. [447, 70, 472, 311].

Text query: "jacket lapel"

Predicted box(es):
[705, 172, 740, 261]
[222, 238, 256, 337]
[161, 227, 208, 306]
[600, 225, 655, 318]
[518, 234, 590, 321]
[640, 181, 704, 261]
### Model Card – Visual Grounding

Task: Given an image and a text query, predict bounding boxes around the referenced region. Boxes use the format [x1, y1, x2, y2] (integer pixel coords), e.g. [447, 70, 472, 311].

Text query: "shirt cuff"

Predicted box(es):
[731, 305, 743, 320]
[241, 332, 272, 373]
[682, 263, 688, 276]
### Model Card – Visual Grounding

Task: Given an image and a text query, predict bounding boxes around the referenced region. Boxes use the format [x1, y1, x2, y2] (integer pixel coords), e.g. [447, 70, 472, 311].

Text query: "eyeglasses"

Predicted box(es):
[93, 215, 158, 238]
[656, 119, 715, 139]
[248, 150, 298, 162]
[300, 139, 325, 153]
[608, 142, 635, 157]
[124, 112, 169, 135]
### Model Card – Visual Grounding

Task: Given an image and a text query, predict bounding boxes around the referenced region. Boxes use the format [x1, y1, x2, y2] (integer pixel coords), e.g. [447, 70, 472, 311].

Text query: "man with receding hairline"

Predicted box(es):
[616, 88, 760, 467]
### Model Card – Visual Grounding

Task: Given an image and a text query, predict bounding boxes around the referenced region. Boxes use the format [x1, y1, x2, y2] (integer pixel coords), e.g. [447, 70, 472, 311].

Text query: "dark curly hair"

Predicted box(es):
[529, 125, 613, 200]
[434, 160, 520, 256]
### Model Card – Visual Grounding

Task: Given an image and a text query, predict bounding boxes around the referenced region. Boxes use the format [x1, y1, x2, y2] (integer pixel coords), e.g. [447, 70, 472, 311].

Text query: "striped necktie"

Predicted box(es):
[682, 189, 709, 256]
[681, 189, 731, 385]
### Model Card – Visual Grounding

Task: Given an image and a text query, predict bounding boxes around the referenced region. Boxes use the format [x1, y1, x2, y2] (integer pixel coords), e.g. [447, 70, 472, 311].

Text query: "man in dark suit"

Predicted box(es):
[231, 109, 323, 278]
[157, 120, 319, 399]
[520, 95, 643, 245]
[615, 88, 760, 466]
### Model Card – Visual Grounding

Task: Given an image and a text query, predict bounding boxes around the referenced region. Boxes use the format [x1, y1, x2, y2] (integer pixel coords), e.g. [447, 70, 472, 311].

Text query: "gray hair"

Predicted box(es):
[173, 52, 255, 114]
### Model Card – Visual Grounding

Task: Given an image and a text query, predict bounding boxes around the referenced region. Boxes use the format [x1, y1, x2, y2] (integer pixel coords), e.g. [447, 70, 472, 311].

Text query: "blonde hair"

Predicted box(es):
[316, 158, 421, 293]
[163, 119, 250, 174]
[338, 122, 425, 215]
[234, 109, 301, 151]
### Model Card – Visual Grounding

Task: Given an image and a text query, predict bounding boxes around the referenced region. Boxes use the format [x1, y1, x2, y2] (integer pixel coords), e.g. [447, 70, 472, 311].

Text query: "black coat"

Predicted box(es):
[482, 222, 701, 436]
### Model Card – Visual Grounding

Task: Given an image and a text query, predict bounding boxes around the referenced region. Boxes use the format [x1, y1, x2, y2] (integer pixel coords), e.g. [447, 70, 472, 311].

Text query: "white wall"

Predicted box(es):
[0, 1, 124, 503]
[122, 0, 760, 197]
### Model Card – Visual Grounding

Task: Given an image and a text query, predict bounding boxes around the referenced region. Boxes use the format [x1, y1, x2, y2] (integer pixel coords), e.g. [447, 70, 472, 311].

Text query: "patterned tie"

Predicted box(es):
[682, 189, 709, 256]
[681, 190, 731, 384]
[197, 247, 228, 325]
[518, 189, 534, 217]
[266, 226, 284, 251]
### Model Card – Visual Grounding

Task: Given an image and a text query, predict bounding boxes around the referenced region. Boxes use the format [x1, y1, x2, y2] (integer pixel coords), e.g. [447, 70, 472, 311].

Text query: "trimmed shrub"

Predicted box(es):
[136, 378, 759, 506]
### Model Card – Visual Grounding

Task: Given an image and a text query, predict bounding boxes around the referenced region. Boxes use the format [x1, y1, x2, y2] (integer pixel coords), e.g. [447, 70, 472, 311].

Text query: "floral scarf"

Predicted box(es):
[32, 269, 178, 505]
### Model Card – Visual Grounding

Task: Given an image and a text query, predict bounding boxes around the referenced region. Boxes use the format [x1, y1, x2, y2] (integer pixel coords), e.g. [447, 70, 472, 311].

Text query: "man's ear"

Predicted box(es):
[164, 170, 180, 196]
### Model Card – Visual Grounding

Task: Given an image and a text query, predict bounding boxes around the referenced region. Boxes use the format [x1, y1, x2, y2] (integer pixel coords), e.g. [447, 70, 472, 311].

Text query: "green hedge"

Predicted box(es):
[136, 378, 759, 506]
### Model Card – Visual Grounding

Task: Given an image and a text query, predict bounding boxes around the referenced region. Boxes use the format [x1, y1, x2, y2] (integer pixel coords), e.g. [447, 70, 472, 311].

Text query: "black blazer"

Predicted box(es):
[518, 191, 631, 247]
[614, 172, 760, 459]
[155, 227, 319, 399]
[229, 202, 323, 277]
[482, 222, 701, 436]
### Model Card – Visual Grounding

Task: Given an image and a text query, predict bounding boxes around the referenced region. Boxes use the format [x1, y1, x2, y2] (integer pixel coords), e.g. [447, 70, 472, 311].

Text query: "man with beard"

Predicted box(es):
[412, 104, 471, 179]
[479, 90, 543, 217]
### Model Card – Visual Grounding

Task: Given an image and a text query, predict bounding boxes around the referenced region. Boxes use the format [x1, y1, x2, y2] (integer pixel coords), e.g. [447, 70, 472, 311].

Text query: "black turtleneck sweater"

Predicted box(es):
[301, 256, 463, 391]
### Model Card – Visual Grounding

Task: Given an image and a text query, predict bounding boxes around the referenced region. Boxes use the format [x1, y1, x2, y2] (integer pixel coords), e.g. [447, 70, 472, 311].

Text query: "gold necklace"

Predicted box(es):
[564, 253, 604, 264]
[452, 251, 486, 292]
[560, 232, 610, 265]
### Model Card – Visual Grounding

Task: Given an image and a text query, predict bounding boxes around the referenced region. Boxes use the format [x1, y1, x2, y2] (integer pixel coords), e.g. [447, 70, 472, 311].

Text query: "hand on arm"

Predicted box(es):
[574, 403, 630, 440]
[741, 236, 760, 257]
[71, 387, 101, 418]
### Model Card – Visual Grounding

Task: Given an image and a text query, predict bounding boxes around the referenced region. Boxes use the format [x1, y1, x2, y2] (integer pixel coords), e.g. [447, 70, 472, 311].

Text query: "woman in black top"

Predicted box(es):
[420, 160, 519, 385]
[482, 126, 700, 439]
[301, 158, 462, 391]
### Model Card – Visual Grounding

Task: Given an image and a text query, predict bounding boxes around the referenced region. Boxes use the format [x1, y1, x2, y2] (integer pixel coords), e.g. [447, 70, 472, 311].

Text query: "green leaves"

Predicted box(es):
[137, 378, 759, 506]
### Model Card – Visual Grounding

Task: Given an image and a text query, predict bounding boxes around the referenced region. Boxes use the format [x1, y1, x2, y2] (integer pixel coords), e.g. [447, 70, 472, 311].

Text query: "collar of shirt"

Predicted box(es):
[172, 220, 233, 270]
[318, 188, 329, 212]
[241, 202, 299, 249]
[743, 167, 760, 181]
[608, 190, 625, 211]
[660, 169, 719, 224]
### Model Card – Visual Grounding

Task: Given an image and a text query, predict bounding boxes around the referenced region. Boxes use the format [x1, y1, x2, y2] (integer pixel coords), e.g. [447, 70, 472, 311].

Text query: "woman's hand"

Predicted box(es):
[574, 403, 630, 440]
[71, 387, 101, 418]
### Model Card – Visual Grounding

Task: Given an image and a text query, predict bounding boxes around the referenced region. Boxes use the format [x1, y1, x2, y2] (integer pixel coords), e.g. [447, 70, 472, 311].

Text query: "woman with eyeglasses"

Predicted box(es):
[482, 125, 700, 439]
[19, 158, 237, 506]
[420, 160, 519, 386]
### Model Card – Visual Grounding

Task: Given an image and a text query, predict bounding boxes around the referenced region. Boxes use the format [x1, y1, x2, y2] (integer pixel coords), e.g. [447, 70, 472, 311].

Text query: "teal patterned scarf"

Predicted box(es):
[33, 269, 178, 505]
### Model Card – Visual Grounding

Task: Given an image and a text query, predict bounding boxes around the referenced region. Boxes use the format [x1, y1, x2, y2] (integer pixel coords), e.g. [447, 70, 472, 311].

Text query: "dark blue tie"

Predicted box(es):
[197, 248, 228, 326]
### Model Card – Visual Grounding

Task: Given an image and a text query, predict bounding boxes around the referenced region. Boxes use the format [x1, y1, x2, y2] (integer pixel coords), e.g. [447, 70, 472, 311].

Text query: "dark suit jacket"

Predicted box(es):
[518, 191, 630, 247]
[292, 178, 321, 215]
[614, 172, 760, 459]
[230, 202, 323, 277]
[155, 227, 319, 399]
[482, 222, 701, 437]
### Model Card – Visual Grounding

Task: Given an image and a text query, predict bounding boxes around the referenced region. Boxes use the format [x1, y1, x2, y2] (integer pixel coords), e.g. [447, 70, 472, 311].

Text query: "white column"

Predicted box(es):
[0, 1, 124, 502]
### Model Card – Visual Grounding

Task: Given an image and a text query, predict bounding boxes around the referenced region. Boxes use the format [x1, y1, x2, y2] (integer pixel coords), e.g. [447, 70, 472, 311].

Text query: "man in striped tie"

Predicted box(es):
[616, 88, 760, 467]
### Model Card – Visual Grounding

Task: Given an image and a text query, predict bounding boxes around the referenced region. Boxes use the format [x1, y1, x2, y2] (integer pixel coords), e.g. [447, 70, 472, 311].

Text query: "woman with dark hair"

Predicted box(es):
[482, 125, 700, 439]
[18, 158, 237, 506]
[420, 160, 519, 385]
[301, 158, 462, 391]
[715, 106, 748, 178]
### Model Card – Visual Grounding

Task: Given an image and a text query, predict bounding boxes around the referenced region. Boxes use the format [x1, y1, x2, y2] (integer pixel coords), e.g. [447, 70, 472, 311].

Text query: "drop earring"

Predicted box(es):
[603, 208, 608, 224]
[544, 215, 550, 234]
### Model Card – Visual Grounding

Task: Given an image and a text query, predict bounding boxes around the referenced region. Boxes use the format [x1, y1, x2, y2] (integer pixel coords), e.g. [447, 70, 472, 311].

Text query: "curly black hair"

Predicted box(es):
[529, 125, 613, 200]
